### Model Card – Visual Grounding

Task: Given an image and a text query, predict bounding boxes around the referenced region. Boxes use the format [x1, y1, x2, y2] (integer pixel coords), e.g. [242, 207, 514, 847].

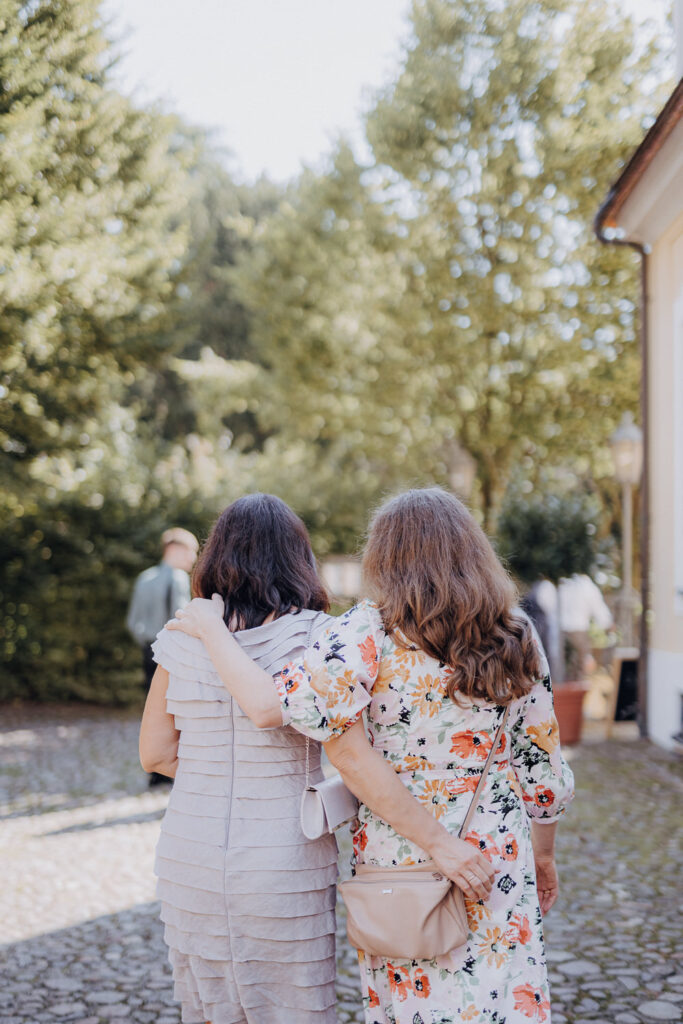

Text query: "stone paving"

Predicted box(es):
[0, 703, 682, 1024]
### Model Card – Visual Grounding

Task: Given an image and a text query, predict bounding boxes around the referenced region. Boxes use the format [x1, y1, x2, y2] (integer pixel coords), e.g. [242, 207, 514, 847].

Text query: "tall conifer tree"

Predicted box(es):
[0, 0, 191, 472]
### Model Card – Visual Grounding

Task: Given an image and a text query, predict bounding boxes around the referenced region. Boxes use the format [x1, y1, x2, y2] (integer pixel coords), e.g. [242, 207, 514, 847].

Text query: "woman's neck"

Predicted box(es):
[228, 609, 281, 632]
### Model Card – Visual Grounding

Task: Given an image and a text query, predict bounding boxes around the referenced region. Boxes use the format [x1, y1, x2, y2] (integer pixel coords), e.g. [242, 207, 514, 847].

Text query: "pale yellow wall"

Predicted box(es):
[648, 206, 683, 654]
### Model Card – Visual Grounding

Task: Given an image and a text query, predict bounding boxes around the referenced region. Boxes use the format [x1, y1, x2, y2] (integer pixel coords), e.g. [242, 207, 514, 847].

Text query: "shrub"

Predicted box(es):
[496, 491, 601, 586]
[0, 495, 214, 705]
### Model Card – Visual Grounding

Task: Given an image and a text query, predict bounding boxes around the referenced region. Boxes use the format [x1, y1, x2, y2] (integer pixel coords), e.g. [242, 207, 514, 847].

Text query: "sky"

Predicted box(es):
[104, 0, 672, 184]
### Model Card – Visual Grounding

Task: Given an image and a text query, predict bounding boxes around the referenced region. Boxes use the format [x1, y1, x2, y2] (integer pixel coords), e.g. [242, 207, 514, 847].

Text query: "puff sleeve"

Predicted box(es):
[273, 599, 385, 742]
[509, 674, 575, 823]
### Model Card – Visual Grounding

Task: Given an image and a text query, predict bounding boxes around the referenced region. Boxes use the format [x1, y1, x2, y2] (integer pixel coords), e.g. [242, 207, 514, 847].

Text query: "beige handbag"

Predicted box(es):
[339, 706, 510, 959]
[300, 737, 359, 839]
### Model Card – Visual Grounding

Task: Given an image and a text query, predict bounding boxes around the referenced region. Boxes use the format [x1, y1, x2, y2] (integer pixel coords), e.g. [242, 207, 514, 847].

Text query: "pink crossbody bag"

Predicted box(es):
[339, 705, 510, 960]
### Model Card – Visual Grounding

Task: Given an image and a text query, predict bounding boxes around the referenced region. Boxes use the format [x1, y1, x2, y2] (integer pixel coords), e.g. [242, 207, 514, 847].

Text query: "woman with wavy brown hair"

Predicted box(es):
[169, 488, 574, 1024]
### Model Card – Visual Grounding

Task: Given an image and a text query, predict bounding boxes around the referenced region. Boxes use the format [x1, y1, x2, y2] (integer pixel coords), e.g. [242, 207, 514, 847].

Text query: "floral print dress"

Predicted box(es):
[274, 600, 575, 1024]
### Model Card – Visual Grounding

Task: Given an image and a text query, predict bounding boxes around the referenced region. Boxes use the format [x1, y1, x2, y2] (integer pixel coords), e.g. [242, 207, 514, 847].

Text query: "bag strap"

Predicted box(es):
[457, 705, 510, 839]
[302, 614, 318, 790]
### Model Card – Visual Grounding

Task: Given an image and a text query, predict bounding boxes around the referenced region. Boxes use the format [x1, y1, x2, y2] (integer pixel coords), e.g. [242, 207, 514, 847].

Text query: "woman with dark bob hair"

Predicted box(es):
[140, 492, 490, 1024]
[169, 488, 574, 1024]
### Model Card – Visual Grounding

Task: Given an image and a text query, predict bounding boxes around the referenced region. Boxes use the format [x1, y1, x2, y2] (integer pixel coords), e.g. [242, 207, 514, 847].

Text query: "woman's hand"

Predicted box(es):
[530, 821, 559, 915]
[428, 832, 497, 901]
[535, 856, 559, 915]
[166, 593, 224, 640]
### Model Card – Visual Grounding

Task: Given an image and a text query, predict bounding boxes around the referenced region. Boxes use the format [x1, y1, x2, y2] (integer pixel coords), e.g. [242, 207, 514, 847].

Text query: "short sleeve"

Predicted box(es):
[151, 627, 174, 672]
[509, 674, 575, 823]
[273, 600, 385, 742]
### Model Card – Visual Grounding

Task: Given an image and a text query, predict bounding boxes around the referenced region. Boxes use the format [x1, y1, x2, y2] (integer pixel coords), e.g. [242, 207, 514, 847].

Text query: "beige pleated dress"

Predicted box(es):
[151, 609, 338, 1024]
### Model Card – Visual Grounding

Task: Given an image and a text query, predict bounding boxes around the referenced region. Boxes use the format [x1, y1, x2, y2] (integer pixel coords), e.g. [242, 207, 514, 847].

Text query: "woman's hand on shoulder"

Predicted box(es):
[428, 832, 496, 901]
[166, 593, 225, 640]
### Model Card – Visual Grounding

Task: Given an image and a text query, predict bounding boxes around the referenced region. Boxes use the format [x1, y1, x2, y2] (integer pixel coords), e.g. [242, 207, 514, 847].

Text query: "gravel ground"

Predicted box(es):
[1, 703, 682, 1024]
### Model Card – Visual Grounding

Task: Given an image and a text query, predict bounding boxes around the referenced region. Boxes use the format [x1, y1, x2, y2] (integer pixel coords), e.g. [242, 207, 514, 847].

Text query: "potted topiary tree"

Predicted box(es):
[496, 490, 603, 744]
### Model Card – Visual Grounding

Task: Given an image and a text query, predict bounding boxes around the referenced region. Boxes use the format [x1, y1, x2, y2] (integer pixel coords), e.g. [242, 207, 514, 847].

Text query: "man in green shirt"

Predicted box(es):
[127, 527, 199, 784]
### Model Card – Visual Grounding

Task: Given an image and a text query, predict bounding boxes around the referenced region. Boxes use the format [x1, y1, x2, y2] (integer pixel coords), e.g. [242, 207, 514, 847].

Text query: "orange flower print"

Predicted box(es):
[373, 660, 394, 693]
[464, 831, 498, 861]
[516, 915, 533, 945]
[505, 913, 533, 947]
[353, 824, 368, 857]
[413, 968, 431, 998]
[411, 673, 446, 718]
[513, 984, 551, 1021]
[447, 774, 480, 796]
[310, 666, 331, 698]
[279, 665, 300, 696]
[527, 716, 560, 755]
[326, 711, 358, 735]
[500, 834, 518, 860]
[465, 896, 492, 927]
[533, 785, 555, 808]
[462, 1007, 479, 1021]
[386, 963, 412, 1001]
[508, 769, 524, 801]
[450, 730, 493, 760]
[358, 634, 378, 672]
[476, 926, 509, 969]
[326, 668, 359, 706]
[367, 987, 380, 1008]
[392, 646, 423, 669]
[418, 779, 450, 820]
[401, 754, 436, 773]
[391, 645, 425, 683]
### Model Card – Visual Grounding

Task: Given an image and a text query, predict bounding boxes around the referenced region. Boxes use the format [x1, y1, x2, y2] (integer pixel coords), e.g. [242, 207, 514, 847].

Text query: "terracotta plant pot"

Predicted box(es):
[554, 681, 588, 745]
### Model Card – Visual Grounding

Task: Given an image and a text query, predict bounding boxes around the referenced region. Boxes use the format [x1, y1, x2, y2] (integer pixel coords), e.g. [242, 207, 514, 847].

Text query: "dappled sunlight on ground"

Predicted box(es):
[1, 704, 681, 1023]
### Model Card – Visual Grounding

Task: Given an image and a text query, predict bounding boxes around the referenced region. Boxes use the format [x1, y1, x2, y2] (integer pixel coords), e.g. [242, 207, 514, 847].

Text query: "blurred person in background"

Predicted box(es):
[522, 579, 564, 683]
[128, 527, 198, 785]
[558, 573, 613, 681]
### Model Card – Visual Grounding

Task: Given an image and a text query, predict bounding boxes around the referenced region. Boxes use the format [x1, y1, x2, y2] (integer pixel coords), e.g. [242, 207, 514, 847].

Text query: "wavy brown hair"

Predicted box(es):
[362, 488, 543, 704]
[192, 493, 329, 630]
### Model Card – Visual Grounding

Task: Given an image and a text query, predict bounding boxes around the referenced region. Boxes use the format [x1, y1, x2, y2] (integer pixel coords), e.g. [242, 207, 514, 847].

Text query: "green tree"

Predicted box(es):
[496, 489, 603, 586]
[0, 0, 192, 475]
[365, 0, 667, 525]
[0, 0, 201, 700]
[227, 0, 668, 545]
[230, 143, 445, 551]
[132, 157, 282, 448]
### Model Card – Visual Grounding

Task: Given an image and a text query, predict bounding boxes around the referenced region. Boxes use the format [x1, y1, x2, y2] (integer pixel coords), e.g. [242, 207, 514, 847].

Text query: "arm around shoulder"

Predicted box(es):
[200, 616, 283, 728]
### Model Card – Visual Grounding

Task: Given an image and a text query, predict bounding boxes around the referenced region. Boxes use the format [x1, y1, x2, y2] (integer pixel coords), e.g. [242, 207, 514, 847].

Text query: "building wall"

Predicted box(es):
[647, 207, 683, 749]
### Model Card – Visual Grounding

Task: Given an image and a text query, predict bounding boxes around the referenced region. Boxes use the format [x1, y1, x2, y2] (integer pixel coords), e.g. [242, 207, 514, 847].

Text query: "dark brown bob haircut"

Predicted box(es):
[362, 488, 543, 704]
[192, 493, 329, 630]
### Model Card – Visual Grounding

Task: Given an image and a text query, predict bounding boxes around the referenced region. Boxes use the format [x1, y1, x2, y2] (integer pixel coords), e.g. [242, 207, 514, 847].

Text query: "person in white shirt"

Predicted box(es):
[530, 578, 563, 682]
[558, 574, 613, 681]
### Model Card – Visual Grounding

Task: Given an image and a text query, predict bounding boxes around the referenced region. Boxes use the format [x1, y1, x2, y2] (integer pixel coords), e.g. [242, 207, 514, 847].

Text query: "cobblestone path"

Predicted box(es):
[1, 704, 681, 1024]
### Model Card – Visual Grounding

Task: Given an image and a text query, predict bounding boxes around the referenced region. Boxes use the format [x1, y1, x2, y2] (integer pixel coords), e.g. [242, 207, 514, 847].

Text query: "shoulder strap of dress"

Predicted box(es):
[458, 705, 511, 839]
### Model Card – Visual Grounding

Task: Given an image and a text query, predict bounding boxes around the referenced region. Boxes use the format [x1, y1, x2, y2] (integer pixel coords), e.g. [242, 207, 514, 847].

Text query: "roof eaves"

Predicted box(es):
[595, 77, 683, 239]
